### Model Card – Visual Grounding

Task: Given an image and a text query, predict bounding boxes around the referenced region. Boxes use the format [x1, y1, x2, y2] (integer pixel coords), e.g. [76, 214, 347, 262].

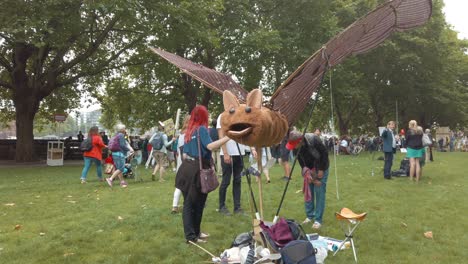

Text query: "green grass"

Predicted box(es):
[0, 152, 467, 263]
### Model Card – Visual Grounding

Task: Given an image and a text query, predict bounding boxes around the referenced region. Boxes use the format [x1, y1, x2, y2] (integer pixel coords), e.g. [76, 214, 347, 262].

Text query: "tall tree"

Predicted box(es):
[0, 0, 153, 161]
[357, 0, 468, 129]
[99, 0, 227, 130]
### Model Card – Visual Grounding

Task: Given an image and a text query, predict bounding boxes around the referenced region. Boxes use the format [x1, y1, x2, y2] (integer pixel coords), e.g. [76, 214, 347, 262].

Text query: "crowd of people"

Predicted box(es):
[378, 120, 468, 183]
[78, 106, 332, 244]
[78, 110, 465, 243]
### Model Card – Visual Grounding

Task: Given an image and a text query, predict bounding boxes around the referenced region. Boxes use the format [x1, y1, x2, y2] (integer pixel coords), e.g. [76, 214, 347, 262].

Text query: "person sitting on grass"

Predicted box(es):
[80, 126, 106, 183]
[339, 136, 350, 155]
[106, 124, 130, 188]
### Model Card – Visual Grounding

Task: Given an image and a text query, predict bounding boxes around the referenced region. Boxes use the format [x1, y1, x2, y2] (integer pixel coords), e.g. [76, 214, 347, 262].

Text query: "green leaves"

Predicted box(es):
[1, 0, 467, 138]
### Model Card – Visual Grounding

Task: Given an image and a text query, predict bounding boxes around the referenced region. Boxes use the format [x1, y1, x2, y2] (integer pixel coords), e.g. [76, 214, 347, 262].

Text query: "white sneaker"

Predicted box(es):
[199, 232, 210, 239]
[312, 221, 322, 229]
[302, 218, 313, 224]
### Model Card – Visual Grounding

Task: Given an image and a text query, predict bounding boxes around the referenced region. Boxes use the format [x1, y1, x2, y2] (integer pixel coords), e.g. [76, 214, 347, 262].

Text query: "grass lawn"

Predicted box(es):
[0, 152, 467, 263]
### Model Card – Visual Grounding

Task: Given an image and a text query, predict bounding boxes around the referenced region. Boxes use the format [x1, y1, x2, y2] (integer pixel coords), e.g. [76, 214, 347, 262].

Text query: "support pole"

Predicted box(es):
[256, 147, 264, 220]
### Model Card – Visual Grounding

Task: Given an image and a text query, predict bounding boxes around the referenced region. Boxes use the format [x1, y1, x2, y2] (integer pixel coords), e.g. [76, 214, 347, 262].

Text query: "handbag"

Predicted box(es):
[197, 129, 219, 194]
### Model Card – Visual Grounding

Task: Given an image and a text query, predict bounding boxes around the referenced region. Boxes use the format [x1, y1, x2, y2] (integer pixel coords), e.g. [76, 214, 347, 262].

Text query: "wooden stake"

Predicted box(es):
[188, 240, 216, 258]
[256, 147, 264, 220]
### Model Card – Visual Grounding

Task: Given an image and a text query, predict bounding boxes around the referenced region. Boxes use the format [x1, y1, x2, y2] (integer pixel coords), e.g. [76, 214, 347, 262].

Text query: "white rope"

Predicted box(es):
[329, 69, 340, 200]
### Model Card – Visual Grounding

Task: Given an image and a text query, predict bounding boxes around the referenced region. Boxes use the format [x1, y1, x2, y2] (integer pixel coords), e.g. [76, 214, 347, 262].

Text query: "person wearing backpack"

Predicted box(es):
[286, 129, 329, 230]
[106, 124, 130, 188]
[80, 126, 106, 184]
[149, 122, 174, 182]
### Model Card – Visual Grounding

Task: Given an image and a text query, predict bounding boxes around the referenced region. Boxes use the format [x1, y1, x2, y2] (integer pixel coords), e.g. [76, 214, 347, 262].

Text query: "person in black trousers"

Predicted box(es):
[175, 105, 229, 243]
[381, 121, 396, 180]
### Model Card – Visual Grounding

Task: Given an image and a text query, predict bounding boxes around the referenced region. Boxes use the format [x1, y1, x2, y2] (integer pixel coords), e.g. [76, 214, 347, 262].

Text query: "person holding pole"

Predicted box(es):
[286, 129, 329, 230]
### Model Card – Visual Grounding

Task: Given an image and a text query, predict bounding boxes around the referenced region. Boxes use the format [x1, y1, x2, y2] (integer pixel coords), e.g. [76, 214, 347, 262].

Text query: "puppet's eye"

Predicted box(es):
[229, 107, 235, 114]
[245, 106, 252, 113]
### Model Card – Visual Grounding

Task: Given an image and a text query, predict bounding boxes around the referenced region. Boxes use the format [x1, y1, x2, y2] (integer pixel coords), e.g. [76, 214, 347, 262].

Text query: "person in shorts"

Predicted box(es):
[150, 122, 174, 182]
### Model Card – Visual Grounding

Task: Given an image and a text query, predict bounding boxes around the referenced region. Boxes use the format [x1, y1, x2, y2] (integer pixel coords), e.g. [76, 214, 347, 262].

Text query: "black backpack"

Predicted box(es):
[400, 159, 410, 176]
[150, 132, 164, 151]
[391, 159, 410, 177]
[281, 240, 317, 264]
[80, 137, 93, 152]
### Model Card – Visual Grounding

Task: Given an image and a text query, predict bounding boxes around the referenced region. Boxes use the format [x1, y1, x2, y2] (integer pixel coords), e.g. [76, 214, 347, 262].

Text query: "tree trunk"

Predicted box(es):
[335, 105, 348, 135]
[338, 120, 348, 136]
[11, 43, 42, 162]
[374, 113, 384, 132]
[201, 88, 212, 108]
[182, 74, 197, 112]
[14, 95, 40, 162]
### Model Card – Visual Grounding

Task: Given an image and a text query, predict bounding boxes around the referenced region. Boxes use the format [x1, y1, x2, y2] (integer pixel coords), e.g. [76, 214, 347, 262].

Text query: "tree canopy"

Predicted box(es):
[1, 0, 467, 161]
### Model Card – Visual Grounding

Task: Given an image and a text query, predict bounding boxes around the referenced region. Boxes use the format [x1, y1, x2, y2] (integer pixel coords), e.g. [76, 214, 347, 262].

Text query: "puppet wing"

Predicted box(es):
[270, 0, 432, 126]
[149, 47, 248, 102]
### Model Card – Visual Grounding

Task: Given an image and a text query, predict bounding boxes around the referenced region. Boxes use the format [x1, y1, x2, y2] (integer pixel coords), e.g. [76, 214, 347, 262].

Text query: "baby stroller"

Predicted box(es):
[124, 150, 143, 182]
[104, 151, 143, 182]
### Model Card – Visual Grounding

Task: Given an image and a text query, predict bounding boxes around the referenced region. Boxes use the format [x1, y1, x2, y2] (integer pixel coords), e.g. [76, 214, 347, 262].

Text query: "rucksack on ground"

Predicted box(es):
[391, 159, 410, 176]
[259, 218, 308, 253]
[286, 219, 308, 241]
[108, 135, 121, 152]
[80, 137, 93, 152]
[281, 240, 317, 264]
[150, 132, 164, 151]
[400, 159, 410, 176]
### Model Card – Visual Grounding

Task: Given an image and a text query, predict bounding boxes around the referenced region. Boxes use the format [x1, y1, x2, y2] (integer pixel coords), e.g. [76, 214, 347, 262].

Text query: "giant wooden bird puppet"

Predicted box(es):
[151, 0, 432, 218]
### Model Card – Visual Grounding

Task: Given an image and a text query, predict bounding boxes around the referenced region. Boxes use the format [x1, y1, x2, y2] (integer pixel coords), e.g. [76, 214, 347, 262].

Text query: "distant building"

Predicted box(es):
[78, 109, 103, 132]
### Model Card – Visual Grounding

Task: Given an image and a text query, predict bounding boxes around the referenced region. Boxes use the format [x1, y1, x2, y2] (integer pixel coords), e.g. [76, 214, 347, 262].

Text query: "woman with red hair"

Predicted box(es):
[175, 105, 230, 243]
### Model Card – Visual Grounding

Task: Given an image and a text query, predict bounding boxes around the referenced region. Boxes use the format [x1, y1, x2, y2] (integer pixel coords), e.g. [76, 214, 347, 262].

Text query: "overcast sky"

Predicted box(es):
[443, 0, 468, 39]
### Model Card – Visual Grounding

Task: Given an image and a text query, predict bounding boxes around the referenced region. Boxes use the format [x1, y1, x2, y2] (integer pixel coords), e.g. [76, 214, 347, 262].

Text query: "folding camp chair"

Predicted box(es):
[333, 208, 367, 263]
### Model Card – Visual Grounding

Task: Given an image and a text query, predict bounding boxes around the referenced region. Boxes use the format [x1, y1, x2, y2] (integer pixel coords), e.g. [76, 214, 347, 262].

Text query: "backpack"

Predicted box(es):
[286, 219, 308, 241]
[259, 218, 308, 252]
[281, 240, 317, 264]
[150, 132, 164, 151]
[80, 137, 93, 152]
[108, 135, 121, 152]
[400, 159, 410, 176]
[231, 232, 253, 248]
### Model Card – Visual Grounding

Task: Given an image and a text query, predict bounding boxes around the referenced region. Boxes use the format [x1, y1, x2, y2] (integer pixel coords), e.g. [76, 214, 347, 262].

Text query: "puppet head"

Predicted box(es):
[221, 89, 288, 147]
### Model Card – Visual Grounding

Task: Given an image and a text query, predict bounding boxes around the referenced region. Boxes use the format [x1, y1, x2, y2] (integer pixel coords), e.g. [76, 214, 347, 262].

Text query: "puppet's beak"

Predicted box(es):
[227, 126, 253, 138]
